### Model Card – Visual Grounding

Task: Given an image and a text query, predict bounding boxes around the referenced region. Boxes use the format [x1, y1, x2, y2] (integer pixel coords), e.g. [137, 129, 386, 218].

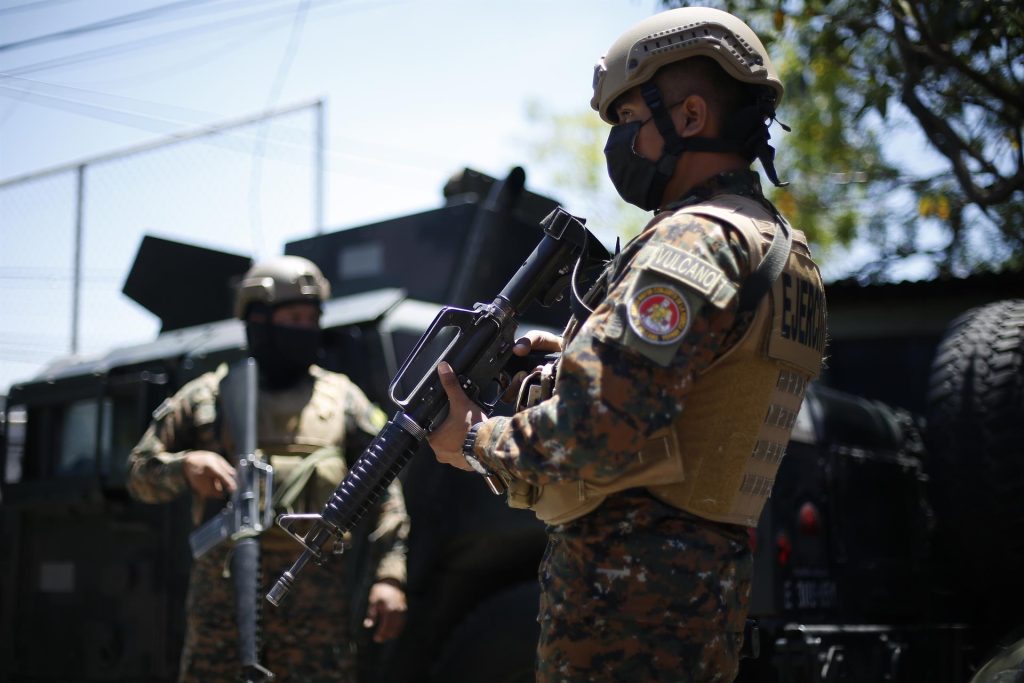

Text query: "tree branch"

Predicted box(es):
[893, 18, 1024, 205]
[897, 0, 1024, 112]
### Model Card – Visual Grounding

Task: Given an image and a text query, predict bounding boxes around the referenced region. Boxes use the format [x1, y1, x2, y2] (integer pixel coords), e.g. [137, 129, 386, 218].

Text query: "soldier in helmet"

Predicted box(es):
[127, 255, 409, 682]
[429, 7, 825, 682]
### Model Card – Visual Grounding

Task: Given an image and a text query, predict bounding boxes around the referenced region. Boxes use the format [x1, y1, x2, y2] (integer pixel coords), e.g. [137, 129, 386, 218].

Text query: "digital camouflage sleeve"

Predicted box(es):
[126, 370, 224, 504]
[473, 211, 751, 486]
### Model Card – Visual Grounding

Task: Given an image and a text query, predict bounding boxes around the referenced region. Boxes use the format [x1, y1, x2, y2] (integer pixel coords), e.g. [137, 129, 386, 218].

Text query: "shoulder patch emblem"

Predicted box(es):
[644, 244, 723, 294]
[639, 243, 737, 308]
[628, 285, 690, 345]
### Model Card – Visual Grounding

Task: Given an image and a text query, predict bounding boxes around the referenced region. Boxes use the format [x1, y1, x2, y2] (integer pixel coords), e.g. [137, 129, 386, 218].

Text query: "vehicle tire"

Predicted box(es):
[968, 628, 1024, 683]
[925, 299, 1024, 631]
[429, 580, 540, 683]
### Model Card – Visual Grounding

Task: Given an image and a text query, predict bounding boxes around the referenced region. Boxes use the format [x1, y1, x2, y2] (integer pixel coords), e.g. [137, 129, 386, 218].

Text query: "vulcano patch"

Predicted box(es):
[628, 285, 690, 345]
[641, 243, 735, 307]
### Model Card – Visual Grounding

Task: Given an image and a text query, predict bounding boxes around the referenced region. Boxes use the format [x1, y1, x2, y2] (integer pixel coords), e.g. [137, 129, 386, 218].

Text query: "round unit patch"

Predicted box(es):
[628, 285, 690, 345]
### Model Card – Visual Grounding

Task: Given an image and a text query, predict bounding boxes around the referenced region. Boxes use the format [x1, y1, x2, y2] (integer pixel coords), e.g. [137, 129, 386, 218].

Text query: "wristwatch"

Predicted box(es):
[462, 422, 506, 496]
[462, 422, 488, 475]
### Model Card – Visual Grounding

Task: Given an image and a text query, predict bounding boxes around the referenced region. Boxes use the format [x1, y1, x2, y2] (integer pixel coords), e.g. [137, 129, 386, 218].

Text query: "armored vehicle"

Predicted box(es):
[0, 167, 560, 683]
[2, 168, 1022, 682]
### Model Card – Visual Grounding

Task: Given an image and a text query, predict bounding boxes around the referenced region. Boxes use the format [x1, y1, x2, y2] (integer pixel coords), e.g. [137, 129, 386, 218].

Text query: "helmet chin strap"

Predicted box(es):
[641, 82, 789, 188]
[639, 83, 684, 208]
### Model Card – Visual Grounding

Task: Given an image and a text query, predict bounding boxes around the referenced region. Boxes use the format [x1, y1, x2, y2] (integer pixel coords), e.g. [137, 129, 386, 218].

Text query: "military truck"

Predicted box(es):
[2, 167, 1022, 682]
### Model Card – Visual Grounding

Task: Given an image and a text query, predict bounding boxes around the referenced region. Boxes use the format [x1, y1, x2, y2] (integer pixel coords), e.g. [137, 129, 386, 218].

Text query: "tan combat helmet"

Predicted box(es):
[591, 7, 783, 124]
[234, 255, 331, 319]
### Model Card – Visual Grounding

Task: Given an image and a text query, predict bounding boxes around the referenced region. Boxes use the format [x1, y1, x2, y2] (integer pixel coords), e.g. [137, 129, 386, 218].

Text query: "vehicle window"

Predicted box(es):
[56, 398, 101, 477]
[103, 396, 142, 481]
[3, 405, 26, 484]
[339, 241, 384, 279]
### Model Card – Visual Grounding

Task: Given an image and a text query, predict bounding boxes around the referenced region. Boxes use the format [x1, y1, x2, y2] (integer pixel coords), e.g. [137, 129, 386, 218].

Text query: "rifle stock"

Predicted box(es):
[267, 206, 607, 607]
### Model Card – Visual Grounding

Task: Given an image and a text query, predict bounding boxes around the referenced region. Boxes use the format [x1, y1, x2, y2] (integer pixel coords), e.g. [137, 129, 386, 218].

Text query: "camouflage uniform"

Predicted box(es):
[127, 364, 408, 683]
[473, 171, 814, 682]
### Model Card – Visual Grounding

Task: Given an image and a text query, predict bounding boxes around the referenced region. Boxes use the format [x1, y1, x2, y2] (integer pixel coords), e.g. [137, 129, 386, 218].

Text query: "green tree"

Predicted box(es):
[660, 0, 1024, 279]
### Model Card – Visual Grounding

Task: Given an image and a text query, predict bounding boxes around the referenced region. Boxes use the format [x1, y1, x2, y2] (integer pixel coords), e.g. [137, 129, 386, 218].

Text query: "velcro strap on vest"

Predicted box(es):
[271, 446, 343, 512]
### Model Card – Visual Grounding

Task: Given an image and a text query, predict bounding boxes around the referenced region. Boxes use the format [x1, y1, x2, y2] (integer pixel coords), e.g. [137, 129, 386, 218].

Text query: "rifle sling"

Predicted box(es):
[271, 446, 343, 512]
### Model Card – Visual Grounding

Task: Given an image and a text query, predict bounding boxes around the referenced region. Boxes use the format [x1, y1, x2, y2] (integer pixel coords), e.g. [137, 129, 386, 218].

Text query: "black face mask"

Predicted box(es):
[605, 83, 787, 211]
[246, 321, 322, 389]
[604, 119, 677, 211]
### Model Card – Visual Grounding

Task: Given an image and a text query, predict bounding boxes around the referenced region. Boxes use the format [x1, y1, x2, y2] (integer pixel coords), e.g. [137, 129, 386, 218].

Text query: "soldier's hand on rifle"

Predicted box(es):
[428, 362, 486, 471]
[363, 580, 407, 643]
[513, 329, 563, 355]
[503, 329, 563, 402]
[183, 450, 237, 498]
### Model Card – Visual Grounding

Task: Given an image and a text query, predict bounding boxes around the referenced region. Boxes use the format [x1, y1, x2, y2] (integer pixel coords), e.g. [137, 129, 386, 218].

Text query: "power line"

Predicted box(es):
[0, 342, 71, 356]
[0, 1, 426, 171]
[0, 352, 66, 363]
[0, 83, 198, 137]
[0, 74, 225, 127]
[0, 0, 308, 128]
[66, 14, 288, 90]
[0, 333, 76, 348]
[0, 0, 79, 18]
[0, 82, 324, 166]
[0, 0, 362, 75]
[0, 95, 324, 187]
[249, 0, 312, 259]
[0, 79, 452, 187]
[0, 75, 340, 155]
[0, 271, 121, 282]
[0, 0, 216, 53]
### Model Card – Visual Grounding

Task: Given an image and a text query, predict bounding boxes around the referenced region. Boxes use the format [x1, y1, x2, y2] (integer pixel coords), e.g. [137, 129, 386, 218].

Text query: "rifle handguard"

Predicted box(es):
[266, 207, 605, 607]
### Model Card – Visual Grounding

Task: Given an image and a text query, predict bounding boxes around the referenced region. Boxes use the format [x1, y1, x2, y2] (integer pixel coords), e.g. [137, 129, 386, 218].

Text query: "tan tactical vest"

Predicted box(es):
[216, 365, 356, 549]
[523, 194, 826, 527]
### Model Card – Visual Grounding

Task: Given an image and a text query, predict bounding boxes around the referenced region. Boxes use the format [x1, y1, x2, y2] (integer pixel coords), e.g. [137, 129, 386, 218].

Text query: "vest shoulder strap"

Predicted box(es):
[675, 195, 792, 317]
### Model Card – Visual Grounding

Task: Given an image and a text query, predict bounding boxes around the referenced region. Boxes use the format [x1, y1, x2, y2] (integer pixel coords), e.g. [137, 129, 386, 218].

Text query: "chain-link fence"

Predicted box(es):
[0, 100, 323, 392]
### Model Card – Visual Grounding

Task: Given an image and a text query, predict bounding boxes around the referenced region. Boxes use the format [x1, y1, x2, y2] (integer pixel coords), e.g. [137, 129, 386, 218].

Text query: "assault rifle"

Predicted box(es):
[189, 357, 275, 682]
[266, 203, 607, 606]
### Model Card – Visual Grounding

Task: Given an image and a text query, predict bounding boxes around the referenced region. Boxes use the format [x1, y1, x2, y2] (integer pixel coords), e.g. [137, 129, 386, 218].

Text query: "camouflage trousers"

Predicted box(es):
[536, 490, 752, 683]
[178, 534, 359, 683]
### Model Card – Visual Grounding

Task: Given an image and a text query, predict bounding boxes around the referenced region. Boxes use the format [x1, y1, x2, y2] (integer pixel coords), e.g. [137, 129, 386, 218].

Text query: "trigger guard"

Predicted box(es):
[478, 378, 504, 408]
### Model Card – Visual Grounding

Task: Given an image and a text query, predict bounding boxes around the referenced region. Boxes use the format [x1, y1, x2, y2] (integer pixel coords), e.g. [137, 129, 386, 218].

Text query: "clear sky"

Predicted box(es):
[0, 0, 666, 392]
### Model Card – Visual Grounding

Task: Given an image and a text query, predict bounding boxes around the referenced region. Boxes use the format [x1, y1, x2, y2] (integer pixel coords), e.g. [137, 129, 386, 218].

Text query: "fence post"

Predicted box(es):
[71, 164, 86, 355]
